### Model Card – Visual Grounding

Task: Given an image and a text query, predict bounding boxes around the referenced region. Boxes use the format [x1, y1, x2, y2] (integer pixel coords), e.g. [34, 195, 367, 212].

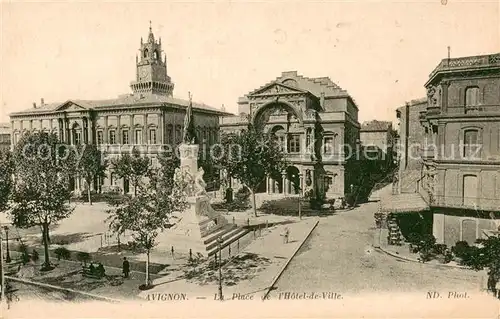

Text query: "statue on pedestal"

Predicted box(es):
[182, 92, 198, 145]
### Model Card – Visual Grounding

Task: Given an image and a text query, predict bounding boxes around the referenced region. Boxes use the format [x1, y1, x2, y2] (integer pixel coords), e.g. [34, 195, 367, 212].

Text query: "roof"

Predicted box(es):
[0, 122, 10, 134]
[242, 71, 357, 107]
[360, 120, 392, 132]
[10, 94, 229, 116]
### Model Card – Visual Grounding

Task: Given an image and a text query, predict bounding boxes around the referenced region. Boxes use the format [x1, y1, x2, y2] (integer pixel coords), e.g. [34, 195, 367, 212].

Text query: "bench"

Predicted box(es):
[81, 265, 105, 279]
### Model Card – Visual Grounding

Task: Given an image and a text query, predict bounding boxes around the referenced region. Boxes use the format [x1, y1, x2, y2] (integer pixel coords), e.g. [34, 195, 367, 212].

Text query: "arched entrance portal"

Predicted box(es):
[286, 166, 301, 195]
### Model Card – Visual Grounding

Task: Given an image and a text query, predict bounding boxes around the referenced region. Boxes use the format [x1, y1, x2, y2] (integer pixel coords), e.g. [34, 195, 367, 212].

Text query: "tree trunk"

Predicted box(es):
[87, 181, 92, 205]
[251, 189, 257, 217]
[42, 222, 50, 269]
[117, 234, 121, 251]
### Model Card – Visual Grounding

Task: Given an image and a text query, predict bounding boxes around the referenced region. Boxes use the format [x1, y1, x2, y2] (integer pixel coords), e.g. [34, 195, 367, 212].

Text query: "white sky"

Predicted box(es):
[1, 1, 499, 124]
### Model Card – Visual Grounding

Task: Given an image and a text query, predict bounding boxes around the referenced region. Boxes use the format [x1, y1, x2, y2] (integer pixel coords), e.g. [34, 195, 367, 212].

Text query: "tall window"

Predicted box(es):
[122, 130, 129, 144]
[97, 131, 103, 145]
[135, 129, 143, 145]
[465, 87, 480, 109]
[175, 126, 181, 143]
[288, 134, 301, 153]
[109, 130, 116, 144]
[323, 137, 334, 154]
[463, 129, 480, 158]
[149, 129, 157, 144]
[167, 125, 173, 145]
[74, 131, 82, 145]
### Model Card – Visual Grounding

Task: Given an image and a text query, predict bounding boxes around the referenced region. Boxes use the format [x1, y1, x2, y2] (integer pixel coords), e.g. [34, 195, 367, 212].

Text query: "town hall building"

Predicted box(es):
[9, 25, 229, 194]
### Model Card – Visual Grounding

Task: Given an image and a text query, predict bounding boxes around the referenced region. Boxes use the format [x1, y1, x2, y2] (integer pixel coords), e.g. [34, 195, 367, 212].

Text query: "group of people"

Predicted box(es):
[87, 262, 106, 277]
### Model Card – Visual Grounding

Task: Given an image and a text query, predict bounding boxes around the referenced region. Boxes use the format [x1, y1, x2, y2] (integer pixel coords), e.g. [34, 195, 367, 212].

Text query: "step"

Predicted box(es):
[203, 224, 238, 245]
[206, 226, 248, 252]
[207, 227, 251, 257]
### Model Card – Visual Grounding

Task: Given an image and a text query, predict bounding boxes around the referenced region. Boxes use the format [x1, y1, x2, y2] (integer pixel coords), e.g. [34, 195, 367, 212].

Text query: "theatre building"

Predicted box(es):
[220, 71, 361, 200]
[9, 26, 228, 195]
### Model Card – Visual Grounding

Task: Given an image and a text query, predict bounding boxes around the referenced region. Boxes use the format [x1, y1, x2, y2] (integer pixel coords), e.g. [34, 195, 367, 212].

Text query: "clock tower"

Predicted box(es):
[130, 22, 174, 96]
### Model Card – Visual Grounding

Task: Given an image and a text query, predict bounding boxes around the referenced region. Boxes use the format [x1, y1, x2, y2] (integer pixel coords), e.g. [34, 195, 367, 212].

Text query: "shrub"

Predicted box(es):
[432, 244, 447, 255]
[419, 248, 434, 263]
[54, 247, 71, 261]
[418, 234, 436, 252]
[407, 233, 422, 245]
[76, 251, 91, 266]
[451, 241, 470, 259]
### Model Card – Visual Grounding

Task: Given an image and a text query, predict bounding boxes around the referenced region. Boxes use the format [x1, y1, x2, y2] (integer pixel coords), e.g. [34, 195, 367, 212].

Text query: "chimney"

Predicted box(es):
[33, 102, 37, 109]
[41, 98, 45, 106]
[320, 92, 325, 108]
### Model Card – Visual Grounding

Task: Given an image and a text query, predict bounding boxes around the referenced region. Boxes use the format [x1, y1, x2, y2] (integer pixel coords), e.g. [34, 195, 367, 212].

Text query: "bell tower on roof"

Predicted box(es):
[130, 22, 174, 96]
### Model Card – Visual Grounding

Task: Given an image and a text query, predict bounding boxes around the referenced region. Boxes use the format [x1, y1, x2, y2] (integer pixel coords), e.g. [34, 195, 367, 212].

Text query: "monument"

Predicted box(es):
[167, 93, 232, 256]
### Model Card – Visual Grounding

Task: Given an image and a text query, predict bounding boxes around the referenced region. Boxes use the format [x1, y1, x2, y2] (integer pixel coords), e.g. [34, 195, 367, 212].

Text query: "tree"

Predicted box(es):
[75, 144, 107, 205]
[111, 147, 151, 196]
[0, 149, 14, 213]
[214, 123, 288, 217]
[107, 153, 187, 288]
[9, 132, 74, 270]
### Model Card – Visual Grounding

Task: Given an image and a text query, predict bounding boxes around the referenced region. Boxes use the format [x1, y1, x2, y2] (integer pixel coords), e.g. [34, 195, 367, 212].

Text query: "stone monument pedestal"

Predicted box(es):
[163, 143, 231, 257]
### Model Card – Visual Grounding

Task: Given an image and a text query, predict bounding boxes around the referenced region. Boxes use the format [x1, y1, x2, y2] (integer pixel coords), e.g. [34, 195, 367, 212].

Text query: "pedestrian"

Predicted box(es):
[122, 257, 130, 278]
[281, 227, 290, 244]
[97, 262, 106, 277]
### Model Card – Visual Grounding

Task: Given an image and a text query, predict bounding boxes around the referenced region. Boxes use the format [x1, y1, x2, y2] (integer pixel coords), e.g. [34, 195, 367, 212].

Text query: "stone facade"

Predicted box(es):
[396, 98, 428, 171]
[0, 123, 10, 152]
[359, 120, 394, 167]
[9, 26, 228, 195]
[220, 71, 361, 200]
[419, 53, 500, 245]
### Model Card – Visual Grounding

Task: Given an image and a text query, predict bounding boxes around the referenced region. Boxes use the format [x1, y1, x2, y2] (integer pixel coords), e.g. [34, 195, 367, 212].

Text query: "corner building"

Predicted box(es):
[9, 26, 228, 194]
[419, 53, 500, 245]
[220, 71, 361, 199]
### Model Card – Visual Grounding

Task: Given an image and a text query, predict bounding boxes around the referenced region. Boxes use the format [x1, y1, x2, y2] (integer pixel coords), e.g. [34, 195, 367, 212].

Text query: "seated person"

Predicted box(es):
[96, 263, 105, 277]
[88, 262, 95, 274]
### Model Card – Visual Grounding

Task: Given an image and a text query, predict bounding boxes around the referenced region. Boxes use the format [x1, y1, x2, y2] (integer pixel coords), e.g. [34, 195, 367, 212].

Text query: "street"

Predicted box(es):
[4, 280, 101, 305]
[269, 202, 485, 295]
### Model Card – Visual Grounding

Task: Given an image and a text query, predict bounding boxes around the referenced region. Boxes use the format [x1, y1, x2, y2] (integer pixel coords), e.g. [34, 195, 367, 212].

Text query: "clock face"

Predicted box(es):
[139, 68, 149, 80]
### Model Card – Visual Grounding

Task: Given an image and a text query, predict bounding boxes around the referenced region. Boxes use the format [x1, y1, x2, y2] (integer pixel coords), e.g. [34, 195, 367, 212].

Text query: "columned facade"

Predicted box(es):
[9, 25, 229, 197]
[220, 71, 361, 200]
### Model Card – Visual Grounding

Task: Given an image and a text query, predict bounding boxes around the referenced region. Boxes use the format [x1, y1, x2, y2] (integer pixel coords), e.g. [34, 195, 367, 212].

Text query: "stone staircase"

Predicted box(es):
[386, 215, 402, 246]
[203, 223, 251, 257]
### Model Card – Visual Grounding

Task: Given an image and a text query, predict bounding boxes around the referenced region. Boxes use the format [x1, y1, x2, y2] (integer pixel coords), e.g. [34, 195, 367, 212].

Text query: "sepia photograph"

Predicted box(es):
[0, 1, 499, 318]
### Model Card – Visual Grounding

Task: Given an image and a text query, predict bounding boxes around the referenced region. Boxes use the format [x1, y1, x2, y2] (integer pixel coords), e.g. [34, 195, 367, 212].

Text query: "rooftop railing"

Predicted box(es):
[429, 53, 500, 79]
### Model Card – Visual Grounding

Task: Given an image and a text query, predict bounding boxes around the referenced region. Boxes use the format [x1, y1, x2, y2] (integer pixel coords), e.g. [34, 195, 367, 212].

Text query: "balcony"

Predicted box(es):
[426, 106, 440, 116]
[432, 195, 500, 212]
[428, 53, 500, 80]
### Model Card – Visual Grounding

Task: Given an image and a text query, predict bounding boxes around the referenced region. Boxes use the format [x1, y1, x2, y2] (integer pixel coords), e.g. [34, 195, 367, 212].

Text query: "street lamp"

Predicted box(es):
[217, 236, 223, 301]
[3, 227, 10, 263]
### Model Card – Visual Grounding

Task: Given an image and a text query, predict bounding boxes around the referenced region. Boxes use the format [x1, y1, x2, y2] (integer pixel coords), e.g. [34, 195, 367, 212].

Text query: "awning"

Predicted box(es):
[380, 192, 429, 214]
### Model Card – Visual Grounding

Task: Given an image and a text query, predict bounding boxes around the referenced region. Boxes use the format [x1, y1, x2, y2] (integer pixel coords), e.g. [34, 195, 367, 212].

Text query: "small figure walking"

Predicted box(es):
[122, 257, 130, 279]
[281, 227, 290, 244]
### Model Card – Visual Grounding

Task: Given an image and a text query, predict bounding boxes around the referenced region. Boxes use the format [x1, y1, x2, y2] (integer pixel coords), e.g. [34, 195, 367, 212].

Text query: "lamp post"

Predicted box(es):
[3, 227, 10, 263]
[217, 236, 223, 301]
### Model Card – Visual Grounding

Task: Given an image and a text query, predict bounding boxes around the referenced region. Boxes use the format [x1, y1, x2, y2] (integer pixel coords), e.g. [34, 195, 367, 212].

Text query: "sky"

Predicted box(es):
[1, 0, 499, 125]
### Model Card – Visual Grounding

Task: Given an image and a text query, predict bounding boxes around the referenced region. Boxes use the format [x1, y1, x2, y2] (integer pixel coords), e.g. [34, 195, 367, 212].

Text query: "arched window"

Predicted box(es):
[143, 49, 149, 58]
[465, 87, 480, 109]
[463, 129, 480, 158]
[153, 50, 159, 59]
